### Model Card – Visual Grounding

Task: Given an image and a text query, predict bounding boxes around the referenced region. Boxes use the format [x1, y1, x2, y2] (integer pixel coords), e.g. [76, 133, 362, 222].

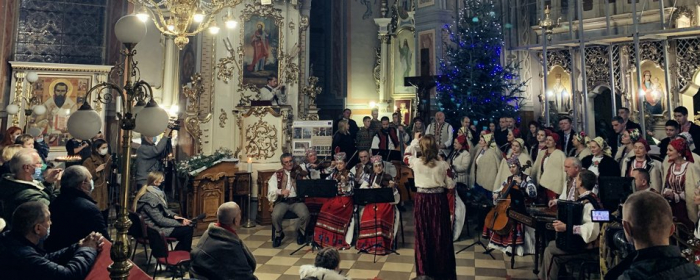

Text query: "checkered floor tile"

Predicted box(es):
[126, 204, 539, 280]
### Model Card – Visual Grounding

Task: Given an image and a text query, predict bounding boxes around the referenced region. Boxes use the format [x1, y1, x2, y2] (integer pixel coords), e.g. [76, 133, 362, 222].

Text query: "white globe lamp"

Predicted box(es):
[67, 103, 102, 140]
[135, 99, 169, 137]
[6, 104, 19, 115]
[132, 99, 147, 115]
[32, 104, 46, 115]
[26, 72, 39, 83]
[115, 15, 147, 44]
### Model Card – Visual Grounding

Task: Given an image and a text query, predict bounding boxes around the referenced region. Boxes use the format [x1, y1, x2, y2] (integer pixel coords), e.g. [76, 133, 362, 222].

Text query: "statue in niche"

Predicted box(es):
[551, 73, 570, 113]
[399, 39, 412, 78]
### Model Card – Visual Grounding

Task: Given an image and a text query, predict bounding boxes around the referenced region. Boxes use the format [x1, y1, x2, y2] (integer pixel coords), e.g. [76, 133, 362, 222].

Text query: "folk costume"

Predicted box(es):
[314, 153, 355, 249]
[531, 132, 566, 200]
[355, 155, 400, 255]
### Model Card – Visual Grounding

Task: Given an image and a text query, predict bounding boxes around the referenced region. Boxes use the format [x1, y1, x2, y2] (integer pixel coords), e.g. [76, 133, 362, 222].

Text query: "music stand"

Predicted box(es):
[455, 189, 495, 259]
[354, 188, 399, 263]
[598, 176, 634, 212]
[289, 179, 338, 255]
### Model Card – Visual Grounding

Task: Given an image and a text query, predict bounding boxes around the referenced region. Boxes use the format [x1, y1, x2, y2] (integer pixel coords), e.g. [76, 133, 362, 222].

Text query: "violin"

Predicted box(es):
[484, 177, 519, 235]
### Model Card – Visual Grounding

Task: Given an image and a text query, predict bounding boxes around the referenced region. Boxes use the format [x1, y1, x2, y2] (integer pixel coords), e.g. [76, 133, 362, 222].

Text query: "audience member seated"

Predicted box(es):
[539, 170, 602, 280]
[0, 148, 62, 227]
[0, 144, 23, 177]
[33, 134, 50, 163]
[0, 201, 103, 280]
[190, 202, 257, 280]
[268, 152, 310, 248]
[483, 157, 537, 256]
[299, 247, 350, 280]
[314, 153, 355, 249]
[45, 166, 110, 252]
[355, 155, 399, 254]
[604, 191, 700, 279]
[0, 126, 23, 151]
[133, 171, 193, 251]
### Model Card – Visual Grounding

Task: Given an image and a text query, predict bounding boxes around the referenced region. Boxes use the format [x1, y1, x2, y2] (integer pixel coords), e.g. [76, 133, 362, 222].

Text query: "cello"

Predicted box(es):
[484, 160, 532, 236]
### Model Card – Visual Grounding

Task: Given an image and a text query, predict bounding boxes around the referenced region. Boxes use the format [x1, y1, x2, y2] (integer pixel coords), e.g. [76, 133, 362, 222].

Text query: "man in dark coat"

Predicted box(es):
[0, 201, 103, 280]
[618, 107, 642, 131]
[557, 116, 576, 157]
[674, 106, 700, 155]
[658, 120, 680, 160]
[604, 191, 700, 280]
[0, 149, 62, 228]
[190, 202, 257, 280]
[44, 166, 110, 252]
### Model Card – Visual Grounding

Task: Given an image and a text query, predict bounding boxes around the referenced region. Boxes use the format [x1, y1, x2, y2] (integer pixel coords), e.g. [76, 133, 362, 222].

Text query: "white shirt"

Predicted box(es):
[588, 155, 604, 176]
[404, 139, 454, 189]
[259, 85, 283, 105]
[266, 170, 297, 202]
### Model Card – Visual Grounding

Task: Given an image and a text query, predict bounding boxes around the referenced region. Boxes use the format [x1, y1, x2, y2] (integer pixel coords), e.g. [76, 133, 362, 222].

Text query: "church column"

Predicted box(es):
[587, 92, 597, 136]
[161, 35, 180, 109]
[374, 18, 391, 104]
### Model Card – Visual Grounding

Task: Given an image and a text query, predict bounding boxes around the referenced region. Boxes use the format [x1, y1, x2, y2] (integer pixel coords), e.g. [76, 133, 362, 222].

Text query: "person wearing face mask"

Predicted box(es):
[44, 166, 110, 252]
[33, 134, 50, 162]
[0, 148, 63, 228]
[134, 171, 193, 251]
[83, 139, 112, 223]
[135, 127, 173, 188]
[0, 201, 103, 279]
[15, 134, 46, 181]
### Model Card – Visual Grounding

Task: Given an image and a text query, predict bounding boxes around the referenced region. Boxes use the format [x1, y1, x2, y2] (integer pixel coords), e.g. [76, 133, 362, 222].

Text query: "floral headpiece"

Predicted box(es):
[334, 152, 346, 162]
[573, 131, 590, 145]
[305, 148, 317, 157]
[679, 132, 696, 151]
[370, 155, 383, 165]
[507, 156, 521, 168]
[627, 128, 642, 143]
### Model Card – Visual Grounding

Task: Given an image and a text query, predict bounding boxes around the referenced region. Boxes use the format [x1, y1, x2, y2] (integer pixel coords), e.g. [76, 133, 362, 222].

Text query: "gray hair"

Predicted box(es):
[9, 148, 37, 175]
[61, 165, 90, 190]
[217, 202, 241, 225]
[565, 157, 582, 168]
[12, 201, 48, 236]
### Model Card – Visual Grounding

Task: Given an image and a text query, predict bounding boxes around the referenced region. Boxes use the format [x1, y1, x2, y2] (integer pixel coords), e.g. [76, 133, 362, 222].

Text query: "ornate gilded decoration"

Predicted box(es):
[289, 21, 295, 35]
[300, 16, 309, 31]
[219, 108, 227, 128]
[303, 76, 322, 120]
[630, 41, 663, 66]
[675, 38, 700, 91]
[585, 46, 611, 89]
[545, 50, 571, 72]
[10, 72, 25, 127]
[373, 47, 381, 93]
[216, 37, 241, 84]
[672, 6, 696, 28]
[237, 4, 285, 95]
[243, 106, 282, 118]
[182, 73, 213, 153]
[282, 44, 301, 86]
[245, 119, 278, 160]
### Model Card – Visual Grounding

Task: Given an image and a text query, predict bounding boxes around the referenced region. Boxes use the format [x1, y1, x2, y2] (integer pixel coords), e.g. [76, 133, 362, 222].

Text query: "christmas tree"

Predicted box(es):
[437, 0, 527, 128]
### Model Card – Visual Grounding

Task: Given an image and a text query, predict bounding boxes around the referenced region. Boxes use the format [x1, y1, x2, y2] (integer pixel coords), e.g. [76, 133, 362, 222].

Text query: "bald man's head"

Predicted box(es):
[217, 202, 241, 226]
[622, 191, 674, 249]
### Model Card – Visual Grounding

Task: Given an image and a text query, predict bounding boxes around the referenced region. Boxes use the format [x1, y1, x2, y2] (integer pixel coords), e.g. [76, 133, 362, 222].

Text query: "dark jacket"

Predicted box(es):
[190, 223, 257, 280]
[659, 137, 672, 160]
[334, 117, 359, 139]
[581, 155, 620, 178]
[34, 140, 50, 162]
[625, 120, 642, 131]
[686, 122, 700, 155]
[558, 129, 576, 156]
[495, 129, 509, 153]
[0, 174, 57, 227]
[0, 231, 97, 280]
[65, 139, 91, 162]
[45, 188, 110, 252]
[135, 137, 170, 185]
[604, 245, 700, 280]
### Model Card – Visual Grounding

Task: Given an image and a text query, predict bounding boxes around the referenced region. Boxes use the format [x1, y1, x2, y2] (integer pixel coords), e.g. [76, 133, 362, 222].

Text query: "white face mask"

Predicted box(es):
[36, 137, 44, 143]
[99, 148, 108, 156]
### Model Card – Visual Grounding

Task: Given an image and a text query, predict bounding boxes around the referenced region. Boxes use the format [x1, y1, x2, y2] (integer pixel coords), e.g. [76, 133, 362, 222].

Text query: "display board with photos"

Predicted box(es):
[292, 120, 333, 162]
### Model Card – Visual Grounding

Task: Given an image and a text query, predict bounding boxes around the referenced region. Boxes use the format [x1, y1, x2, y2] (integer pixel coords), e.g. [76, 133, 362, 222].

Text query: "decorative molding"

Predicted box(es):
[585, 46, 610, 90]
[289, 21, 295, 35]
[244, 119, 278, 160]
[219, 108, 228, 128]
[671, 6, 695, 28]
[675, 38, 700, 91]
[300, 16, 309, 31]
[242, 106, 282, 118]
[373, 47, 381, 94]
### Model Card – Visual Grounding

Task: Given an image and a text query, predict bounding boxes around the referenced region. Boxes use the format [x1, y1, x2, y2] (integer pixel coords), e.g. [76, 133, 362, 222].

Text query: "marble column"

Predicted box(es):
[374, 18, 391, 105]
[161, 36, 180, 110]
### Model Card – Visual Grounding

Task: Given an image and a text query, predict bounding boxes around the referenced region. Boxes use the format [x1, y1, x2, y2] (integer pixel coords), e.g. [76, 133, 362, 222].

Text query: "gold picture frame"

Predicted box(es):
[239, 4, 285, 93]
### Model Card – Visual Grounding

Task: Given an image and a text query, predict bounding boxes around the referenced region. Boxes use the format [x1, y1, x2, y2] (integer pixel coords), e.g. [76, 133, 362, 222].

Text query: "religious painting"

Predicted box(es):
[634, 60, 667, 116]
[417, 0, 434, 8]
[241, 14, 281, 88]
[179, 34, 200, 86]
[394, 99, 413, 126]
[29, 75, 90, 148]
[546, 66, 573, 114]
[393, 28, 416, 93]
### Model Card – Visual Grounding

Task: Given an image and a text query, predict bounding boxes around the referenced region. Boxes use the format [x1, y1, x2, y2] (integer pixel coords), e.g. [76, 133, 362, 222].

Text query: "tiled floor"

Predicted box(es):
[129, 205, 539, 280]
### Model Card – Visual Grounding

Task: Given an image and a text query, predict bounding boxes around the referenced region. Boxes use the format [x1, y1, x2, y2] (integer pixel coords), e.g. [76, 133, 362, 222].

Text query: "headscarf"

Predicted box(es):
[512, 138, 525, 153]
[305, 148, 317, 157]
[456, 135, 469, 151]
[590, 137, 612, 157]
[635, 138, 651, 152]
[481, 133, 497, 149]
[546, 130, 561, 150]
[572, 131, 590, 146]
[679, 132, 696, 151]
[669, 138, 694, 163]
[627, 128, 642, 143]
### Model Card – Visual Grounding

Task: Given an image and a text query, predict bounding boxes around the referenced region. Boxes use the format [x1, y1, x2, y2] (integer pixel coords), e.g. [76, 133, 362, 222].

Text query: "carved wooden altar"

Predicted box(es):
[256, 169, 277, 225]
[181, 161, 245, 235]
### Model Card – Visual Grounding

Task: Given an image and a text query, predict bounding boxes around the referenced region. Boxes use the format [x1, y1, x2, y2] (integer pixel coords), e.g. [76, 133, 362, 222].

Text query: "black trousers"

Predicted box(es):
[169, 226, 194, 251]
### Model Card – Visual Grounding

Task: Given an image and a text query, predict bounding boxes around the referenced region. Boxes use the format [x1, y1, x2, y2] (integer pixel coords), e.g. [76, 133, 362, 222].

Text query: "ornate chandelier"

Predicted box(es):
[130, 0, 243, 50]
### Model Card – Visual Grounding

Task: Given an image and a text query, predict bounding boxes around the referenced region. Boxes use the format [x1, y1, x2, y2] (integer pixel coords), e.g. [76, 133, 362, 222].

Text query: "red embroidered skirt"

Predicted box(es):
[314, 196, 353, 248]
[356, 203, 395, 255]
[414, 191, 456, 280]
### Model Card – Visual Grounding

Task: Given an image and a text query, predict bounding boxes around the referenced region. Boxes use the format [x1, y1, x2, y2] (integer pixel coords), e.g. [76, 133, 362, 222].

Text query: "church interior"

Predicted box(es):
[2, 0, 700, 279]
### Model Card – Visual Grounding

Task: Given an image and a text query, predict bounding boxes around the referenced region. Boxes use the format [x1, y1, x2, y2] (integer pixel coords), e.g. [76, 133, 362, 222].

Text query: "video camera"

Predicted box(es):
[592, 176, 637, 258]
[168, 120, 181, 131]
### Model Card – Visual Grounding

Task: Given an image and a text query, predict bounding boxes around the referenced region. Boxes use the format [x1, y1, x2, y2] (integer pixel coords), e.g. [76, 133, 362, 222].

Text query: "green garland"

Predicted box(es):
[176, 147, 234, 177]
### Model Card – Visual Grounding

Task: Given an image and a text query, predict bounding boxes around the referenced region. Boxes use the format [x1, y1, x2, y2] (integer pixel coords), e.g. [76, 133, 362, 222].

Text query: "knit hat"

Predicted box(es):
[590, 137, 612, 157]
[669, 138, 694, 163]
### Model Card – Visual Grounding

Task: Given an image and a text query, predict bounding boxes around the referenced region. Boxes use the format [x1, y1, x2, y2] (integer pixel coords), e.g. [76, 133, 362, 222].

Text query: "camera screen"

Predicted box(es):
[591, 210, 610, 222]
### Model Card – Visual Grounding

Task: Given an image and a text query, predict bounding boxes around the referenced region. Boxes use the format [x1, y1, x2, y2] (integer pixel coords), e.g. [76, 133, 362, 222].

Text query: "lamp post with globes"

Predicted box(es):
[66, 15, 170, 280]
[6, 71, 46, 131]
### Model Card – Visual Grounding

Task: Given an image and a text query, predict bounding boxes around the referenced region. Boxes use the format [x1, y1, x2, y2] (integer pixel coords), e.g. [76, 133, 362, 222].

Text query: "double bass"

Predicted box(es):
[484, 178, 519, 235]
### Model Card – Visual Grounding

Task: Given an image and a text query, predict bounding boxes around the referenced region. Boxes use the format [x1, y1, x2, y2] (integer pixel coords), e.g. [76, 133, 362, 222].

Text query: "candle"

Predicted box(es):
[247, 157, 252, 172]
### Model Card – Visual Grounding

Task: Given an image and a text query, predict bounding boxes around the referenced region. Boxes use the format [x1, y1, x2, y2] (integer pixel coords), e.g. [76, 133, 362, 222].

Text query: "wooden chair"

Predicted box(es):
[128, 211, 176, 265]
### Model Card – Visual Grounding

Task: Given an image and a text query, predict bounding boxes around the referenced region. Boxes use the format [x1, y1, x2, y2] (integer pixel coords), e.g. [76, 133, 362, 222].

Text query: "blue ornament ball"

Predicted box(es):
[472, 17, 479, 23]
[489, 11, 495, 17]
